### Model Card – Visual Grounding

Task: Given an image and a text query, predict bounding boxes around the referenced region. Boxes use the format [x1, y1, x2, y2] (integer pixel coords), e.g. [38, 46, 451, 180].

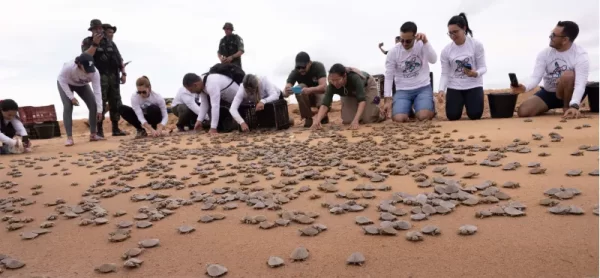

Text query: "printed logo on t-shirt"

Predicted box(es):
[453, 56, 472, 79]
[544, 58, 571, 87]
[400, 55, 422, 78]
[312, 77, 318, 83]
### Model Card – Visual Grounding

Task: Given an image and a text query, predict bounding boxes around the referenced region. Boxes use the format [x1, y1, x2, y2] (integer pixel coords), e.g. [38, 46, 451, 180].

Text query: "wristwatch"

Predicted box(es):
[570, 103, 580, 110]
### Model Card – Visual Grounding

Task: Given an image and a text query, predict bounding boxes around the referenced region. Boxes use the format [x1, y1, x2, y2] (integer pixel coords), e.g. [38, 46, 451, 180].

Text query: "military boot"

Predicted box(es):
[112, 121, 127, 136]
[96, 122, 105, 138]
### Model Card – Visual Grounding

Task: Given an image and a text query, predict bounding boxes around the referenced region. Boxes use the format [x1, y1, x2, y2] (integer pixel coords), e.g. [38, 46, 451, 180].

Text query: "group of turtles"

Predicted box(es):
[0, 118, 597, 276]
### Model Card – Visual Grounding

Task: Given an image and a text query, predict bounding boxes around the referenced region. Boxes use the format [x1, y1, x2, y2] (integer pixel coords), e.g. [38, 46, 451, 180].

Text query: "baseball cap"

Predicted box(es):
[78, 53, 96, 73]
[295, 52, 310, 69]
[183, 73, 201, 87]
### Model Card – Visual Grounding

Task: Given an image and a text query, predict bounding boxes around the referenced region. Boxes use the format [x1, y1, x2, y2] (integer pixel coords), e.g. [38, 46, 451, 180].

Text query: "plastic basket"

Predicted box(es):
[488, 93, 518, 118]
[33, 123, 55, 139]
[18, 105, 57, 125]
[238, 99, 290, 130]
[586, 82, 599, 113]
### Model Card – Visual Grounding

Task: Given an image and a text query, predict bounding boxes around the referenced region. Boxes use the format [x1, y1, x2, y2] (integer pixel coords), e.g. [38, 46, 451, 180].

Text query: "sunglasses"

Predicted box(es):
[137, 90, 149, 95]
[447, 30, 461, 36]
[296, 65, 306, 70]
[399, 38, 413, 44]
[549, 33, 567, 39]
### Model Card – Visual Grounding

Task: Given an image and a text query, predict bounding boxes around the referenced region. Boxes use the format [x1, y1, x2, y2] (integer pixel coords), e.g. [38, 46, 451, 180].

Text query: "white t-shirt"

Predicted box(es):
[0, 117, 27, 146]
[130, 91, 169, 126]
[384, 40, 437, 96]
[524, 43, 589, 106]
[438, 36, 487, 91]
[198, 74, 240, 129]
[57, 60, 102, 113]
[229, 76, 282, 124]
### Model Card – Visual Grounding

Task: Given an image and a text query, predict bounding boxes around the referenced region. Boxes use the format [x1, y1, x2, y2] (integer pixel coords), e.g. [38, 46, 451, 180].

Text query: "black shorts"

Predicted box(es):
[534, 87, 587, 109]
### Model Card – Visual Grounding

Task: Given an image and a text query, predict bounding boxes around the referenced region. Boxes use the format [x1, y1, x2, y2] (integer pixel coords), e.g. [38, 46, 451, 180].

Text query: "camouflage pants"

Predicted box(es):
[100, 73, 122, 122]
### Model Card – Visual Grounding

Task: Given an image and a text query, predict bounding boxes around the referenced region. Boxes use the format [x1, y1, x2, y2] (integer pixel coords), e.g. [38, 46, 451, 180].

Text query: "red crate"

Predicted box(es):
[18, 105, 57, 125]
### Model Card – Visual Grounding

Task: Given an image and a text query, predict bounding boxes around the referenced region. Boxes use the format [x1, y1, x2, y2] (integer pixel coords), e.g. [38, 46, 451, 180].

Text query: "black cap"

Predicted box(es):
[77, 53, 96, 73]
[223, 22, 234, 31]
[295, 52, 310, 68]
[88, 19, 103, 31]
[102, 23, 117, 33]
[183, 73, 201, 87]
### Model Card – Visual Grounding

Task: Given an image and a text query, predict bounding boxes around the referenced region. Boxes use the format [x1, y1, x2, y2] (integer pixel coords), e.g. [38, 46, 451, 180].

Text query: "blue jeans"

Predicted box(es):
[392, 84, 434, 116]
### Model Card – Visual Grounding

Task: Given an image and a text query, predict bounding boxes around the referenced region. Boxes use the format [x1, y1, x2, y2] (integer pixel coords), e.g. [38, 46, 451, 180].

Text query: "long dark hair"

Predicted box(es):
[448, 12, 473, 37]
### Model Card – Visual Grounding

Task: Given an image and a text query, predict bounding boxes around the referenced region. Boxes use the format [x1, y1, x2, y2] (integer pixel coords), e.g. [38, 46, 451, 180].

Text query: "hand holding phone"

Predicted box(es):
[509, 73, 519, 87]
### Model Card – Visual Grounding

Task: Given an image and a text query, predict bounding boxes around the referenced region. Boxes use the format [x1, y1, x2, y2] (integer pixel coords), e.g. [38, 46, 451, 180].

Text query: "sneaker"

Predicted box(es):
[89, 134, 105, 141]
[303, 117, 313, 128]
[135, 129, 148, 139]
[65, 139, 74, 146]
[112, 129, 128, 136]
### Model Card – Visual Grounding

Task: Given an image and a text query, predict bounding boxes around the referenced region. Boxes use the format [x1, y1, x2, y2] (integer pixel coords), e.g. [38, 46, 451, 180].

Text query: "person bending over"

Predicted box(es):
[0, 99, 31, 154]
[383, 21, 437, 122]
[313, 64, 385, 130]
[171, 73, 205, 132]
[437, 13, 487, 121]
[57, 53, 104, 146]
[230, 74, 282, 132]
[119, 76, 169, 138]
[512, 21, 589, 119]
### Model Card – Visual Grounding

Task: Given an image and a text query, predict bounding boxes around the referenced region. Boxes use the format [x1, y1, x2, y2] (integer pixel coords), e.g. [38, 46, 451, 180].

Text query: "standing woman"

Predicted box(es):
[312, 64, 385, 130]
[57, 53, 104, 146]
[119, 76, 169, 138]
[437, 13, 487, 121]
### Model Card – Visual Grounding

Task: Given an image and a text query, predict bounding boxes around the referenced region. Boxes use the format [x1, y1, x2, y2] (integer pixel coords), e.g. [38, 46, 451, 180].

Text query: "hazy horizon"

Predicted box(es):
[1, 0, 598, 120]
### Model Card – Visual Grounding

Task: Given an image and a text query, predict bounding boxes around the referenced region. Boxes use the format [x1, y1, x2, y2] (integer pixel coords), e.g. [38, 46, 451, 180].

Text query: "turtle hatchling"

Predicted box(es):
[138, 238, 160, 248]
[267, 256, 285, 268]
[290, 247, 310, 261]
[405, 231, 424, 242]
[502, 181, 520, 189]
[206, 264, 228, 277]
[503, 206, 526, 217]
[410, 213, 428, 221]
[95, 263, 117, 274]
[393, 220, 412, 230]
[458, 225, 478, 235]
[136, 221, 153, 229]
[421, 225, 441, 235]
[566, 169, 583, 177]
[346, 252, 366, 266]
[539, 198, 560, 206]
[20, 231, 39, 240]
[124, 258, 143, 268]
[178, 225, 196, 234]
[122, 248, 144, 260]
[298, 226, 320, 236]
[362, 225, 380, 235]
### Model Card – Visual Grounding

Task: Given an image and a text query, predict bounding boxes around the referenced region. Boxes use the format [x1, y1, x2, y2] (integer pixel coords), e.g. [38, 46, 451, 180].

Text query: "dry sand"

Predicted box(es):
[1, 90, 599, 278]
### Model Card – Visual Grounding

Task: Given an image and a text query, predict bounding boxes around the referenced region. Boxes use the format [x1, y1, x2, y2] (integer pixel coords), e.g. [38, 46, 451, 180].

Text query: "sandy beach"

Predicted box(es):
[0, 90, 598, 278]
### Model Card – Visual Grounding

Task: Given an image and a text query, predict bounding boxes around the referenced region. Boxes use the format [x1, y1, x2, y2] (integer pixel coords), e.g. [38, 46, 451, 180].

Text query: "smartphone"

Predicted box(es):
[124, 61, 132, 67]
[463, 63, 472, 70]
[509, 73, 519, 87]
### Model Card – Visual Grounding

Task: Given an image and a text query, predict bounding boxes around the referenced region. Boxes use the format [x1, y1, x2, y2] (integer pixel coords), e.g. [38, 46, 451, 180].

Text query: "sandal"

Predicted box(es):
[65, 139, 74, 147]
[89, 134, 105, 142]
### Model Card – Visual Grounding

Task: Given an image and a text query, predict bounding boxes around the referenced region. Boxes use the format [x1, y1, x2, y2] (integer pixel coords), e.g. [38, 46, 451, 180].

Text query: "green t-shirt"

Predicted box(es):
[321, 71, 370, 108]
[286, 61, 327, 87]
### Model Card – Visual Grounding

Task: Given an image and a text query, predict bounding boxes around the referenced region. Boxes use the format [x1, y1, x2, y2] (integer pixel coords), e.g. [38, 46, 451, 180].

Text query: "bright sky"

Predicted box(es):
[1, 0, 598, 120]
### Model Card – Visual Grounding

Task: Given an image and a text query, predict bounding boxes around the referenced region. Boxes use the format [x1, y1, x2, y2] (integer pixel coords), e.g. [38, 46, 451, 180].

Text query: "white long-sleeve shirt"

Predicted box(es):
[130, 91, 169, 126]
[438, 36, 487, 92]
[0, 117, 27, 146]
[524, 43, 589, 106]
[198, 74, 240, 129]
[384, 41, 437, 96]
[171, 86, 202, 120]
[229, 76, 282, 124]
[57, 60, 102, 113]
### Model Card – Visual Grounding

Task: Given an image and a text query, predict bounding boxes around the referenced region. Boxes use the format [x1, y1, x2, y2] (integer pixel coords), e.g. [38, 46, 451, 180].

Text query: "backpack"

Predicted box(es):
[202, 63, 245, 92]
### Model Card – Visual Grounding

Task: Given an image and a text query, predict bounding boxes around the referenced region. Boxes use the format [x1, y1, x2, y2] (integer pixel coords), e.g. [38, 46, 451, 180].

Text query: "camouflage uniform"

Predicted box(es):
[218, 23, 244, 69]
[81, 28, 126, 136]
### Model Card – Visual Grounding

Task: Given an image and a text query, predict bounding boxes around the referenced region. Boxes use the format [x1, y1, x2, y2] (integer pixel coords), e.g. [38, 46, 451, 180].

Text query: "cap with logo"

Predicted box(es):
[295, 52, 311, 69]
[88, 19, 103, 31]
[77, 53, 96, 73]
[222, 22, 234, 31]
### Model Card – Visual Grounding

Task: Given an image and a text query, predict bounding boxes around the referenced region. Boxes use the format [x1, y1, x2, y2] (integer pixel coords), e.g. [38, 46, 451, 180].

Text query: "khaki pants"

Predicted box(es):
[295, 83, 324, 119]
[340, 77, 383, 124]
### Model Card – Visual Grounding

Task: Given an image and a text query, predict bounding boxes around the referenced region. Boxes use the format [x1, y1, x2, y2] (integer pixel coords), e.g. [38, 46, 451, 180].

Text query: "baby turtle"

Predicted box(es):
[109, 232, 130, 243]
[362, 225, 380, 235]
[298, 226, 320, 236]
[259, 221, 276, 229]
[138, 238, 160, 248]
[290, 247, 310, 261]
[567, 205, 585, 215]
[124, 258, 143, 268]
[539, 198, 560, 206]
[379, 212, 396, 221]
[206, 264, 228, 277]
[589, 169, 600, 176]
[548, 206, 571, 215]
[355, 216, 373, 225]
[458, 225, 478, 235]
[113, 210, 127, 217]
[199, 215, 215, 223]
[223, 203, 238, 210]
[421, 225, 441, 235]
[40, 221, 54, 228]
[379, 225, 398, 236]
[410, 213, 428, 221]
[462, 172, 479, 179]
[393, 220, 412, 230]
[593, 205, 599, 216]
[95, 263, 117, 274]
[475, 210, 493, 219]
[502, 181, 520, 189]
[122, 248, 144, 260]
[553, 191, 574, 200]
[117, 220, 133, 229]
[20, 231, 39, 240]
[136, 221, 153, 229]
[177, 225, 196, 234]
[503, 206, 526, 217]
[346, 252, 366, 266]
[405, 231, 424, 242]
[565, 169, 583, 177]
[529, 168, 547, 175]
[94, 218, 109, 225]
[267, 256, 285, 268]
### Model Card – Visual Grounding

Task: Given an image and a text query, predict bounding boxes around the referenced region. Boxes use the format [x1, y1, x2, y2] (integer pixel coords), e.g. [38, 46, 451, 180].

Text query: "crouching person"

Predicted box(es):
[0, 99, 31, 154]
[171, 73, 205, 132]
[119, 76, 169, 138]
[229, 74, 282, 131]
[313, 64, 385, 130]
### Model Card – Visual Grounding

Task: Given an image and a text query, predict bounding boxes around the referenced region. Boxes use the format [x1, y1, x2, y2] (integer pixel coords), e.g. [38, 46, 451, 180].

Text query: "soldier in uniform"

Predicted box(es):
[217, 22, 245, 69]
[81, 19, 128, 137]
